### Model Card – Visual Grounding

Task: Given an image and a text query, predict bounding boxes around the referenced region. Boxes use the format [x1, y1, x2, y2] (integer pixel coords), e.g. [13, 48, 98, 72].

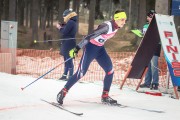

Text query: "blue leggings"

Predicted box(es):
[64, 43, 114, 92]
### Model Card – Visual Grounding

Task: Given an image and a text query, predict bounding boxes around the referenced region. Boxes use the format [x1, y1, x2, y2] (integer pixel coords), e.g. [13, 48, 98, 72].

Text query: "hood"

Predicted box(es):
[64, 12, 77, 23]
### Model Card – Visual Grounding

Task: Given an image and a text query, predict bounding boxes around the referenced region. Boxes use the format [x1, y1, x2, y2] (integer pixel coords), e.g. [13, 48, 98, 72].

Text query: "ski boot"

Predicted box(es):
[140, 83, 150, 88]
[150, 83, 158, 90]
[57, 88, 68, 105]
[59, 74, 67, 80]
[101, 91, 117, 104]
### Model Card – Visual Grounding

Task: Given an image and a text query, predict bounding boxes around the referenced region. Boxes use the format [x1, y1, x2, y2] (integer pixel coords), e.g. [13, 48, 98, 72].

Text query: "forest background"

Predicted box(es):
[0, 0, 180, 52]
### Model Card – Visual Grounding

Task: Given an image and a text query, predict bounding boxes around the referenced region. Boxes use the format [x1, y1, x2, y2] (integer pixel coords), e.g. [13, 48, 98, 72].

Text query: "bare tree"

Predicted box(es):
[88, 0, 96, 34]
[155, 0, 170, 15]
[40, 0, 46, 30]
[18, 0, 25, 26]
[58, 0, 65, 23]
[9, 0, 16, 21]
[65, 0, 70, 9]
[3, 0, 9, 20]
[0, 0, 3, 22]
[73, 0, 80, 33]
[30, 1, 32, 28]
[32, 0, 39, 45]
[138, 0, 146, 29]
[25, 0, 30, 27]
[95, 0, 104, 19]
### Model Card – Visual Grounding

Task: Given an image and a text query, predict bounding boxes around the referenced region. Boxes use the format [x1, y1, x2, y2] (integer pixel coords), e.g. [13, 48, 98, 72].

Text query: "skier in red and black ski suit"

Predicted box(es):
[57, 10, 127, 105]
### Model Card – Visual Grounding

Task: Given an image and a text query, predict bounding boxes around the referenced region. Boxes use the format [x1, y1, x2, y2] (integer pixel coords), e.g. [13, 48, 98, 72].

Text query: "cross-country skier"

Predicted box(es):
[57, 10, 127, 105]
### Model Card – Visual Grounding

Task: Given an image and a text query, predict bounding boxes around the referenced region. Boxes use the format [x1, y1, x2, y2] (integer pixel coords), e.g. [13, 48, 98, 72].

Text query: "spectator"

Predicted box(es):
[140, 10, 161, 90]
[56, 9, 78, 80]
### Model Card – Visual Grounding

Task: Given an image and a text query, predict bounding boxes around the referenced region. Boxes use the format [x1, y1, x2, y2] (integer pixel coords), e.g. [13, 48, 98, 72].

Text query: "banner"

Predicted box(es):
[156, 14, 180, 86]
[171, 0, 180, 16]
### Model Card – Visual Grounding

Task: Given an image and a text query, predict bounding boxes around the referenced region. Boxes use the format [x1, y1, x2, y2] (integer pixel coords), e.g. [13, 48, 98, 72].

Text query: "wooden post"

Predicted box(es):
[120, 66, 132, 90]
[174, 86, 179, 99]
[136, 67, 148, 91]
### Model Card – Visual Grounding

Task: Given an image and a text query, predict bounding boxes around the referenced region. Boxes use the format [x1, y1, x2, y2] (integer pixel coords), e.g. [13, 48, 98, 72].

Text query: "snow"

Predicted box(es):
[0, 72, 180, 120]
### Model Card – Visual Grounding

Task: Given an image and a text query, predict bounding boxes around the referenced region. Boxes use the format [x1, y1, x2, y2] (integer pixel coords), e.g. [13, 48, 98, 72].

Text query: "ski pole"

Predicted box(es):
[34, 38, 82, 43]
[21, 57, 72, 91]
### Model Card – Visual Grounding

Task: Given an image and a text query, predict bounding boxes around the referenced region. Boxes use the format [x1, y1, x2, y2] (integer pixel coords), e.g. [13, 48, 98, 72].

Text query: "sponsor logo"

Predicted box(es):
[159, 21, 173, 26]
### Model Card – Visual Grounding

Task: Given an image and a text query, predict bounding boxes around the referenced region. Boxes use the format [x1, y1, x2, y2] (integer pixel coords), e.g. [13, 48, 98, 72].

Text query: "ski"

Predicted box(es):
[76, 100, 127, 108]
[41, 99, 83, 116]
[76, 100, 165, 113]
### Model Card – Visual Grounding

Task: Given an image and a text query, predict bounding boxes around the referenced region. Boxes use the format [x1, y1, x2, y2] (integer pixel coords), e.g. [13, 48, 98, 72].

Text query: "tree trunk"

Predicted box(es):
[58, 0, 65, 23]
[95, 0, 103, 19]
[73, 0, 77, 12]
[41, 7, 47, 30]
[146, 0, 155, 12]
[18, 0, 25, 26]
[138, 0, 146, 29]
[88, 0, 96, 34]
[9, 0, 16, 21]
[25, 0, 30, 27]
[32, 0, 39, 44]
[46, 6, 50, 28]
[72, 0, 80, 33]
[50, 9, 53, 31]
[120, 0, 129, 17]
[155, 0, 170, 15]
[65, 0, 70, 9]
[30, 1, 33, 28]
[0, 0, 3, 20]
[40, 0, 48, 30]
[108, 0, 112, 19]
[3, 0, 9, 20]
[127, 0, 139, 30]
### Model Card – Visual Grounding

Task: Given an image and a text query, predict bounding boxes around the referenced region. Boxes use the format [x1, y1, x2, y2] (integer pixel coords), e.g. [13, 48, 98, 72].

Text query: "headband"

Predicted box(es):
[114, 12, 127, 20]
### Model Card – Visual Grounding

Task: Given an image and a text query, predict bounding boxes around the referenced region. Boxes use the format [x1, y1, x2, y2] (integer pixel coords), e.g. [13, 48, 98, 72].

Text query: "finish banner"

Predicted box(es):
[127, 14, 180, 86]
[156, 14, 180, 86]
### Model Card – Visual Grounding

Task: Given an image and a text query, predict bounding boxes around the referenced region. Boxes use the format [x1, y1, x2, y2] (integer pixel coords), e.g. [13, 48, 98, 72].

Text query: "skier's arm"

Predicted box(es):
[69, 23, 109, 58]
[77, 23, 109, 49]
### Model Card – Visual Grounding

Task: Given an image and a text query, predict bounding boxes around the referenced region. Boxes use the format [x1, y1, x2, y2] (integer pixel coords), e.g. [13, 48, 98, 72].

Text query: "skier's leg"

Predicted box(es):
[57, 44, 97, 104]
[96, 47, 117, 104]
[65, 47, 95, 90]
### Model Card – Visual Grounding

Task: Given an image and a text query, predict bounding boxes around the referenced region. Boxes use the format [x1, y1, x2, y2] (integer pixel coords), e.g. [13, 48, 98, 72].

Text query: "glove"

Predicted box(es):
[69, 46, 80, 58]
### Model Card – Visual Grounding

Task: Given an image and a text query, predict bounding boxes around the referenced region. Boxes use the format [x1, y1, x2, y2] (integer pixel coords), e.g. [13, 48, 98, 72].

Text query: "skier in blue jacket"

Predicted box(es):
[57, 10, 127, 105]
[56, 9, 78, 80]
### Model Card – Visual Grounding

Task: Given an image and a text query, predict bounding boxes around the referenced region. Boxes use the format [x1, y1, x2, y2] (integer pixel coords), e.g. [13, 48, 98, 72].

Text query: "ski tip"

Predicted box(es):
[21, 88, 24, 91]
